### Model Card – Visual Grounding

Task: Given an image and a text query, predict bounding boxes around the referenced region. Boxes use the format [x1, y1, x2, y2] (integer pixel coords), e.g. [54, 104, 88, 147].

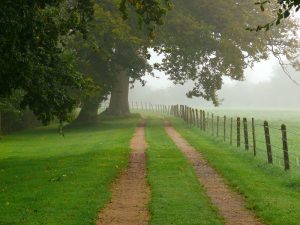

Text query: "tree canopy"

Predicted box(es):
[72, 0, 300, 118]
[1, 0, 300, 124]
[152, 0, 300, 105]
[0, 0, 94, 124]
[0, 0, 171, 124]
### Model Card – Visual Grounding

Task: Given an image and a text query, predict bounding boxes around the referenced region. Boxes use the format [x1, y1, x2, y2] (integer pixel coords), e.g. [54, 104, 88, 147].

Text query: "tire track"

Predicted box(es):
[97, 120, 150, 225]
[164, 121, 264, 225]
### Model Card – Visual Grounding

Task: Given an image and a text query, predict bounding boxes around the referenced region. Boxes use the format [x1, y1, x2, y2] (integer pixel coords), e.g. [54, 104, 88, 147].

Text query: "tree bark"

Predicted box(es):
[104, 70, 130, 116]
[75, 97, 101, 123]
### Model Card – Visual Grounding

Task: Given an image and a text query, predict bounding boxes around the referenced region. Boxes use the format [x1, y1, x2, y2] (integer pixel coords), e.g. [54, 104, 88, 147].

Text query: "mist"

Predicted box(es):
[129, 64, 300, 109]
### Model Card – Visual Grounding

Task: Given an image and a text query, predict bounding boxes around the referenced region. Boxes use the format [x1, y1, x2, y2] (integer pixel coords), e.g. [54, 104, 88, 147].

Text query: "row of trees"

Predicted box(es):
[0, 0, 299, 130]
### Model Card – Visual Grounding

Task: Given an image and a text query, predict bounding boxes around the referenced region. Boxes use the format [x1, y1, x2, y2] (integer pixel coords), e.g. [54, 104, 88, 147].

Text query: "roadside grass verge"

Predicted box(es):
[170, 117, 300, 225]
[0, 116, 140, 225]
[145, 118, 223, 225]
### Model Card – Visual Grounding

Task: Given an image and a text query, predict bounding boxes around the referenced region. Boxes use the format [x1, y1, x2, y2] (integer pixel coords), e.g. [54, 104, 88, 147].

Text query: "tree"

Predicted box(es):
[74, 0, 152, 120]
[74, 0, 299, 119]
[0, 0, 94, 124]
[151, 0, 300, 105]
[0, 90, 41, 134]
[120, 0, 172, 27]
[0, 0, 170, 125]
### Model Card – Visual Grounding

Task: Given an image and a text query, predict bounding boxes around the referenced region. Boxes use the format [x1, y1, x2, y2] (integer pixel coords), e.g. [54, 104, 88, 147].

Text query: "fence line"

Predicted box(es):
[129, 102, 300, 171]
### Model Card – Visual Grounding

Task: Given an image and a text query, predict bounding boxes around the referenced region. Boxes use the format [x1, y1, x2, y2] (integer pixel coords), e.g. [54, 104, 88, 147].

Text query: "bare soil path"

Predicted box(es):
[164, 121, 264, 225]
[97, 120, 150, 225]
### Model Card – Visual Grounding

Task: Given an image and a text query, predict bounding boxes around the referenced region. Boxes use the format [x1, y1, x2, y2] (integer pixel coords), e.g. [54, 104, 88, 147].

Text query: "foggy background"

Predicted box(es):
[129, 57, 300, 109]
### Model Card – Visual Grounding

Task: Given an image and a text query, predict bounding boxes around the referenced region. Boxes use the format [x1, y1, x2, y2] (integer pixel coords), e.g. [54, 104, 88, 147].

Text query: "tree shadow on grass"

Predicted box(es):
[0, 148, 127, 225]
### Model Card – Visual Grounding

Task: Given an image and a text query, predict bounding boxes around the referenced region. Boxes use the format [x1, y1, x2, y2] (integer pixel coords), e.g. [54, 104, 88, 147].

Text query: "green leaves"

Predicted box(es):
[0, 0, 94, 124]
[153, 0, 298, 106]
[119, 0, 172, 37]
[250, 0, 299, 31]
[254, 1, 271, 12]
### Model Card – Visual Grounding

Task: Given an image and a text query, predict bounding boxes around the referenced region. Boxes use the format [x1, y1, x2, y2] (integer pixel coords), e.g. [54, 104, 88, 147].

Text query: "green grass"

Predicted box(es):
[170, 116, 300, 225]
[202, 108, 300, 170]
[0, 116, 140, 225]
[145, 117, 223, 225]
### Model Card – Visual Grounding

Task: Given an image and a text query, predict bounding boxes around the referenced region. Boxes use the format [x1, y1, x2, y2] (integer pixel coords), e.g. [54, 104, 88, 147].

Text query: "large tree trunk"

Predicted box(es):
[75, 97, 101, 123]
[104, 70, 130, 116]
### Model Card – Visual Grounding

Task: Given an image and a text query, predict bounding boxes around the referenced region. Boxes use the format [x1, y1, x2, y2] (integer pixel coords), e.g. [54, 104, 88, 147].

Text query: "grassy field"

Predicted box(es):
[145, 118, 223, 225]
[170, 116, 300, 225]
[193, 108, 300, 171]
[0, 116, 139, 225]
[2, 107, 300, 225]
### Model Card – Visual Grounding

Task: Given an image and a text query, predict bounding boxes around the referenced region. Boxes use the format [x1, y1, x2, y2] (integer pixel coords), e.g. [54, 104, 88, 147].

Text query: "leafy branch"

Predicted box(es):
[247, 0, 299, 31]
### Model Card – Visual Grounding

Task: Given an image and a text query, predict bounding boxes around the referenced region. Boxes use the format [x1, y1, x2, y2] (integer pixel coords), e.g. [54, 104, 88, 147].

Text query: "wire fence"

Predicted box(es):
[129, 102, 300, 172]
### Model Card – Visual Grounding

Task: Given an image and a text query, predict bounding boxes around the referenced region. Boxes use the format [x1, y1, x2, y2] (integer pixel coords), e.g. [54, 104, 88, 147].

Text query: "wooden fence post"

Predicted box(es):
[212, 114, 214, 135]
[264, 121, 273, 164]
[243, 118, 249, 150]
[230, 118, 233, 145]
[203, 111, 206, 131]
[186, 106, 189, 123]
[189, 107, 192, 125]
[224, 116, 226, 142]
[281, 124, 290, 170]
[206, 112, 209, 133]
[217, 116, 219, 136]
[200, 110, 203, 130]
[196, 109, 199, 128]
[185, 106, 188, 123]
[186, 107, 189, 124]
[252, 118, 256, 156]
[192, 109, 195, 126]
[194, 109, 197, 126]
[237, 117, 241, 147]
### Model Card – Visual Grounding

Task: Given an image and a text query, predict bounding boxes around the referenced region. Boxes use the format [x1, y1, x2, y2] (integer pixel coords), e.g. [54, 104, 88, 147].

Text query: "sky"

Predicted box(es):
[142, 54, 297, 90]
[129, 54, 300, 108]
[140, 14, 300, 91]
[129, 14, 300, 109]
